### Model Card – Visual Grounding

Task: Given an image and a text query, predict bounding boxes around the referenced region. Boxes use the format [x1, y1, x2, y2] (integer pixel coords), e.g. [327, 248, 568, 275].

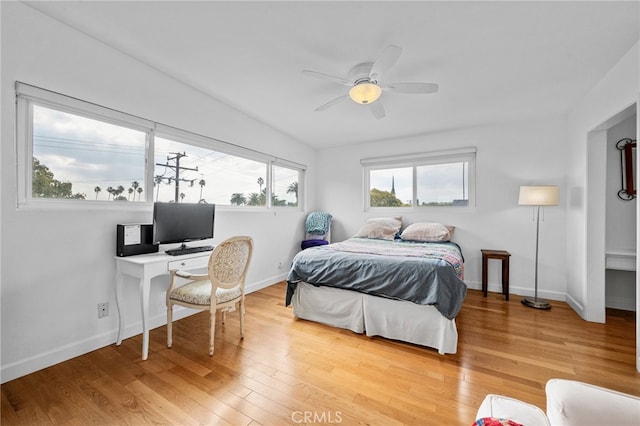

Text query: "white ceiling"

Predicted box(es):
[25, 1, 639, 149]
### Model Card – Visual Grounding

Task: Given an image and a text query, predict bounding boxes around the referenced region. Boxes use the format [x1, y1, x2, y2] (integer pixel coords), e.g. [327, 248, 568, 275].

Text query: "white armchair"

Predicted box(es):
[476, 379, 640, 426]
[545, 379, 640, 426]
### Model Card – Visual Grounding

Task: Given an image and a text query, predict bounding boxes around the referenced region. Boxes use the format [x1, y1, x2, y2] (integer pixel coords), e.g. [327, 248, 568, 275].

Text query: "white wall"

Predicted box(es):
[316, 116, 569, 298]
[0, 2, 316, 382]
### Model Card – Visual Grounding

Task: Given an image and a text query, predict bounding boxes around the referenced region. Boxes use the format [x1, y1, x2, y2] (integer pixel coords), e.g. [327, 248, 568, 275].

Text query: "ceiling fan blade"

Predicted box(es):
[383, 82, 439, 94]
[315, 94, 348, 111]
[369, 100, 386, 119]
[369, 45, 402, 82]
[302, 70, 351, 86]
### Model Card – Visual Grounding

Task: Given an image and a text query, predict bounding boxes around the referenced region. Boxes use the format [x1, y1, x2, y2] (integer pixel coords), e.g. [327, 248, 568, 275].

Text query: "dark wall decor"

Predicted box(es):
[616, 137, 637, 200]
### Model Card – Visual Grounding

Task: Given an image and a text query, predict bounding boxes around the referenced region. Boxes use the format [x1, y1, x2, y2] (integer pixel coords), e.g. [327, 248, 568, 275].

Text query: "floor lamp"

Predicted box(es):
[518, 185, 559, 310]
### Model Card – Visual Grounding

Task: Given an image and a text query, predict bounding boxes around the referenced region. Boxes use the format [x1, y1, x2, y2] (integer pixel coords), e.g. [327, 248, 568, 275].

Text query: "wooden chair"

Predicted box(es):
[166, 236, 253, 356]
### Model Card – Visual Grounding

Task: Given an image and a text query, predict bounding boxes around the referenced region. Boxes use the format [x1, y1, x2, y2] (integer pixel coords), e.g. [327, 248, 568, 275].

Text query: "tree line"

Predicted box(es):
[32, 157, 298, 206]
[32, 157, 144, 201]
[229, 178, 298, 206]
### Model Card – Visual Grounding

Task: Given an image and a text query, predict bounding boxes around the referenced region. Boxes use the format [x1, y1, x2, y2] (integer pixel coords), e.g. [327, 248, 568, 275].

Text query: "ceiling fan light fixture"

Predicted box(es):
[348, 82, 382, 104]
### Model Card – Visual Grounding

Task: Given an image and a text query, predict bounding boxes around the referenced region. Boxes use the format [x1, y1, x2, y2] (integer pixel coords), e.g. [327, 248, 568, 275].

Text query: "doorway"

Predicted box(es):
[605, 114, 637, 311]
[585, 103, 638, 373]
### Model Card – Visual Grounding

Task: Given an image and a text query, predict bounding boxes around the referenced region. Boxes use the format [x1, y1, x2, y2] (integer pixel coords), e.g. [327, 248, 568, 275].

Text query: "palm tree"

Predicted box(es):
[286, 181, 298, 205]
[154, 176, 164, 201]
[199, 179, 206, 201]
[116, 185, 125, 200]
[180, 192, 185, 202]
[230, 193, 246, 206]
[137, 186, 143, 201]
[130, 181, 139, 200]
[127, 187, 134, 200]
[247, 193, 261, 206]
[94, 186, 101, 200]
[106, 186, 114, 200]
[257, 176, 264, 193]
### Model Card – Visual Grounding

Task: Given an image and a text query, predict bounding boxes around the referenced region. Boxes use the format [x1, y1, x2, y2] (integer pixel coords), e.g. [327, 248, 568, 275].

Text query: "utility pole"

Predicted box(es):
[155, 152, 199, 202]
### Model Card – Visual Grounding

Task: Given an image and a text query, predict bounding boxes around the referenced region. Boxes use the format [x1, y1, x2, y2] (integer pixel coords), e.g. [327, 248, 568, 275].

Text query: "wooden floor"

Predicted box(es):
[2, 283, 638, 425]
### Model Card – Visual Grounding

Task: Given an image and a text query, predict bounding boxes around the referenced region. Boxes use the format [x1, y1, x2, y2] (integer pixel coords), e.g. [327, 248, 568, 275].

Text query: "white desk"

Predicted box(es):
[114, 250, 211, 360]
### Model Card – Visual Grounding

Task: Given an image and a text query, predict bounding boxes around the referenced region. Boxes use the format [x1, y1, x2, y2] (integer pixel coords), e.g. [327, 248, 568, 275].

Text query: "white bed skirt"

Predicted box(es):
[290, 281, 458, 354]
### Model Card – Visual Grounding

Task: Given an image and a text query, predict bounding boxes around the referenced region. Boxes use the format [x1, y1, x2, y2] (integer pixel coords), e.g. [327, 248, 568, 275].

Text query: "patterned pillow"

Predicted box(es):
[354, 216, 402, 240]
[473, 418, 523, 426]
[400, 221, 455, 242]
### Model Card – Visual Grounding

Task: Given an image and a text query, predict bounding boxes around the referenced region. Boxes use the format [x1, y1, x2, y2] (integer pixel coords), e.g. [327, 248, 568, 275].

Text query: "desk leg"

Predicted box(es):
[140, 276, 151, 360]
[481, 254, 488, 297]
[115, 265, 124, 346]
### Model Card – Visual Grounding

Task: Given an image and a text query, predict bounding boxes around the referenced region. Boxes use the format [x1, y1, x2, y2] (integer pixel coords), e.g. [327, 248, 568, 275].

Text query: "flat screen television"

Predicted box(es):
[152, 202, 215, 255]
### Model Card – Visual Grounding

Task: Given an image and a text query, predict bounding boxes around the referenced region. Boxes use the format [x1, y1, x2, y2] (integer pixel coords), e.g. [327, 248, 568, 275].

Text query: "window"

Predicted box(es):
[416, 161, 469, 206]
[16, 82, 305, 209]
[17, 85, 152, 204]
[362, 148, 476, 210]
[369, 167, 413, 207]
[272, 163, 301, 207]
[154, 135, 267, 206]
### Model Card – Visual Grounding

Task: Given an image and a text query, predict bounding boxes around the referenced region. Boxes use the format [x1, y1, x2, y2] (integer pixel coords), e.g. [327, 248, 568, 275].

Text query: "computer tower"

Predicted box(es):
[116, 224, 159, 257]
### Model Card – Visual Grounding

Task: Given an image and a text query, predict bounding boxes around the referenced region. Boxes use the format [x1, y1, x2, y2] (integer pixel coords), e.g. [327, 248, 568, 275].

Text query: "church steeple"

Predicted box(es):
[391, 175, 396, 195]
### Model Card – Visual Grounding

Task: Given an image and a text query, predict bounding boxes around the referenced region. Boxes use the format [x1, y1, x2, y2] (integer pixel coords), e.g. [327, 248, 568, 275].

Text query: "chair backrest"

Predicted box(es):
[304, 211, 332, 242]
[208, 236, 253, 291]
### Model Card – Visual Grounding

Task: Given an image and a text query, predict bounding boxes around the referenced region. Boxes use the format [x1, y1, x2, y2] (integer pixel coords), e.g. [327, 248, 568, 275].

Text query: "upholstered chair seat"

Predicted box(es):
[169, 281, 242, 305]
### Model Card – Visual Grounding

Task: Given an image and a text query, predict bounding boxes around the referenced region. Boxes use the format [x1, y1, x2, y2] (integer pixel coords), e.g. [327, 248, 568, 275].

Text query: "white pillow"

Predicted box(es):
[354, 216, 402, 240]
[400, 222, 455, 242]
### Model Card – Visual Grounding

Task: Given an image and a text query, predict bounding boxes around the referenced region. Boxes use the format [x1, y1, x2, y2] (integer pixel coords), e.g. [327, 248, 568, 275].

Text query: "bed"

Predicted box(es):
[285, 218, 467, 354]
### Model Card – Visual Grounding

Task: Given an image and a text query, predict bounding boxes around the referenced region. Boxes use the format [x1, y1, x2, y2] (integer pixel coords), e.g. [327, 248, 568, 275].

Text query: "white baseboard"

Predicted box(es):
[0, 306, 196, 384]
[565, 293, 586, 319]
[246, 273, 287, 294]
[465, 280, 566, 302]
[1, 276, 286, 384]
[1, 329, 117, 385]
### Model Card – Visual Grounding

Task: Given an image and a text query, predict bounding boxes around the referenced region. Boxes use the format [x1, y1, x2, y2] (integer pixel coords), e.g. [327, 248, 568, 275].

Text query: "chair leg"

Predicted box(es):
[239, 300, 245, 339]
[167, 303, 173, 348]
[209, 310, 216, 356]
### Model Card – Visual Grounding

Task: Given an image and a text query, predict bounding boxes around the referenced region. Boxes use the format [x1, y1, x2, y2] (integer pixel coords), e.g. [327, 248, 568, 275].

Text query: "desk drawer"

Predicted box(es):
[167, 255, 209, 271]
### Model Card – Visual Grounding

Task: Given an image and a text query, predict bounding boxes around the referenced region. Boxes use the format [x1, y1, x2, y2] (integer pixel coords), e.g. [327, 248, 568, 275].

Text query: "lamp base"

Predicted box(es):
[521, 297, 551, 310]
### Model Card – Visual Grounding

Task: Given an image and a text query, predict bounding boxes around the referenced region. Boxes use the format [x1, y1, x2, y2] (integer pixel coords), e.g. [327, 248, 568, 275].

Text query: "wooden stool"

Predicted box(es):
[481, 249, 511, 300]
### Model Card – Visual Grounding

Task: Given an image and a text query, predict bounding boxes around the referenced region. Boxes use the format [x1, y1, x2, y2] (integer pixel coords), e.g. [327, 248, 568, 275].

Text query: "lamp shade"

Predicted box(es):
[349, 82, 382, 104]
[518, 185, 559, 206]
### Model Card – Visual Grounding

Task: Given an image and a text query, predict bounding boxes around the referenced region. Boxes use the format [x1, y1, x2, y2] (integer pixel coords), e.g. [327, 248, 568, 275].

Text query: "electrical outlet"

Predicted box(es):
[98, 302, 109, 319]
[277, 261, 283, 270]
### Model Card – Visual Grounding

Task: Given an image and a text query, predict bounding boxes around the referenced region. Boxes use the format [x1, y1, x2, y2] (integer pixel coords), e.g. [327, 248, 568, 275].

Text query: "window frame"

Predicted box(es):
[271, 159, 305, 209]
[15, 82, 306, 211]
[361, 147, 476, 211]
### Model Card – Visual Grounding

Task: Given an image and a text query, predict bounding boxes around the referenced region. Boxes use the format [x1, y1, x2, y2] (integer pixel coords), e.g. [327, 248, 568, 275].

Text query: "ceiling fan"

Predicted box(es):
[302, 45, 439, 119]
